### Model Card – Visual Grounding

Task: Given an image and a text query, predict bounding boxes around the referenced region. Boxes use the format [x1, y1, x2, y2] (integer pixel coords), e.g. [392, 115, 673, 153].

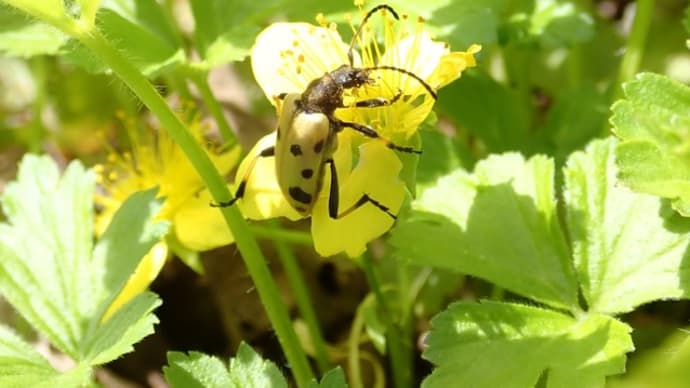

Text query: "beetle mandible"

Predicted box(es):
[216, 4, 437, 219]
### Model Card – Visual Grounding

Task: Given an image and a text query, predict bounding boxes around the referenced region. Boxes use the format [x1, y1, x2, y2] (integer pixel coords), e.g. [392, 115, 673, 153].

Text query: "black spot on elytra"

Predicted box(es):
[290, 144, 302, 156]
[289, 187, 312, 204]
[301, 169, 314, 179]
[313, 139, 325, 153]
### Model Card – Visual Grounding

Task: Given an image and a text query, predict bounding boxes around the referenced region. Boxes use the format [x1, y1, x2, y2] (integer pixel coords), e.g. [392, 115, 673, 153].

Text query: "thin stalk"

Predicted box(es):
[272, 225, 331, 374]
[613, 0, 654, 100]
[393, 260, 413, 388]
[360, 254, 410, 388]
[189, 69, 237, 146]
[73, 29, 314, 387]
[347, 303, 367, 388]
[250, 224, 314, 246]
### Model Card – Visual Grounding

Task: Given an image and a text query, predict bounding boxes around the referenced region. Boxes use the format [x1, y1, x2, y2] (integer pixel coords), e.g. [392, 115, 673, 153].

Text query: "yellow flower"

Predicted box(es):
[96, 114, 240, 318]
[242, 3, 479, 257]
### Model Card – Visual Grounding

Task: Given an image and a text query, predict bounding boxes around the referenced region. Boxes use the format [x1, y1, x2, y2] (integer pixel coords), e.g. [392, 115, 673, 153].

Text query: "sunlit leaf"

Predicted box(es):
[0, 325, 59, 386]
[164, 343, 287, 388]
[0, 6, 68, 57]
[423, 301, 633, 388]
[0, 155, 167, 366]
[612, 73, 690, 216]
[390, 153, 579, 310]
[307, 367, 348, 388]
[564, 138, 690, 314]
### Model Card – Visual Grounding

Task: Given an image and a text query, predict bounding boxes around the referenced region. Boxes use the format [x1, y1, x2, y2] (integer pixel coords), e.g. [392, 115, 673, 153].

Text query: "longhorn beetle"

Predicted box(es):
[215, 4, 437, 219]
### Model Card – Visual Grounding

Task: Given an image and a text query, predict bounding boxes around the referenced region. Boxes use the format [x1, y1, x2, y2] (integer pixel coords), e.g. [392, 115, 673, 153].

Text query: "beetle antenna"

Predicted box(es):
[365, 65, 437, 99]
[347, 4, 399, 66]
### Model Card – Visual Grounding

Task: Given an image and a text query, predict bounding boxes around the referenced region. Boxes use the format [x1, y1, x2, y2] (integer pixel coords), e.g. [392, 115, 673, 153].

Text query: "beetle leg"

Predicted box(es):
[349, 89, 402, 108]
[335, 119, 422, 154]
[325, 159, 396, 220]
[211, 146, 275, 207]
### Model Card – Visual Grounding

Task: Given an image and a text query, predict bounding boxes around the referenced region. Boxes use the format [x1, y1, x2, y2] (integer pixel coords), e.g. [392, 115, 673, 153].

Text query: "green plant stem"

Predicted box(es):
[272, 225, 331, 374]
[348, 303, 366, 388]
[73, 29, 314, 387]
[614, 0, 654, 99]
[394, 261, 414, 388]
[360, 254, 410, 388]
[249, 224, 314, 246]
[189, 69, 237, 146]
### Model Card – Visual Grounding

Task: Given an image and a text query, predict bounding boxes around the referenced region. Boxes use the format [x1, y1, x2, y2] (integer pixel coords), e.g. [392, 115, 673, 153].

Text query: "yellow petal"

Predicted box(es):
[311, 141, 405, 257]
[236, 133, 304, 221]
[103, 242, 168, 321]
[378, 31, 449, 91]
[428, 44, 482, 89]
[251, 22, 350, 102]
[174, 189, 235, 251]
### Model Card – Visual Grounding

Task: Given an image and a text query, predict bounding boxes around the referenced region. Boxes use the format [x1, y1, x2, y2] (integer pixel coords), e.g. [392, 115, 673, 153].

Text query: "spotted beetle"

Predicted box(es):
[216, 4, 437, 219]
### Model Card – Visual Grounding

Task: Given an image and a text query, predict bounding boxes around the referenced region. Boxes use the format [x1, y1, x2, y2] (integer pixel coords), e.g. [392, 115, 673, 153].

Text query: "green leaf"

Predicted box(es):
[611, 73, 690, 216]
[0, 155, 167, 366]
[416, 128, 472, 192]
[0, 6, 69, 57]
[83, 292, 161, 364]
[564, 137, 690, 314]
[437, 71, 532, 153]
[422, 301, 633, 388]
[1, 0, 66, 23]
[528, 0, 594, 47]
[163, 343, 287, 388]
[165, 351, 233, 388]
[389, 153, 578, 310]
[229, 342, 287, 388]
[307, 367, 348, 388]
[189, 0, 273, 67]
[0, 155, 95, 357]
[0, 324, 60, 386]
[91, 187, 169, 320]
[543, 85, 608, 161]
[411, 0, 503, 50]
[499, 0, 593, 47]
[65, 0, 185, 77]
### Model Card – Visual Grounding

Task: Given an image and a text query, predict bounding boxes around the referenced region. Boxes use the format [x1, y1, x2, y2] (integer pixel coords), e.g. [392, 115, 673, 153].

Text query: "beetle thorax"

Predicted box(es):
[300, 65, 372, 114]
